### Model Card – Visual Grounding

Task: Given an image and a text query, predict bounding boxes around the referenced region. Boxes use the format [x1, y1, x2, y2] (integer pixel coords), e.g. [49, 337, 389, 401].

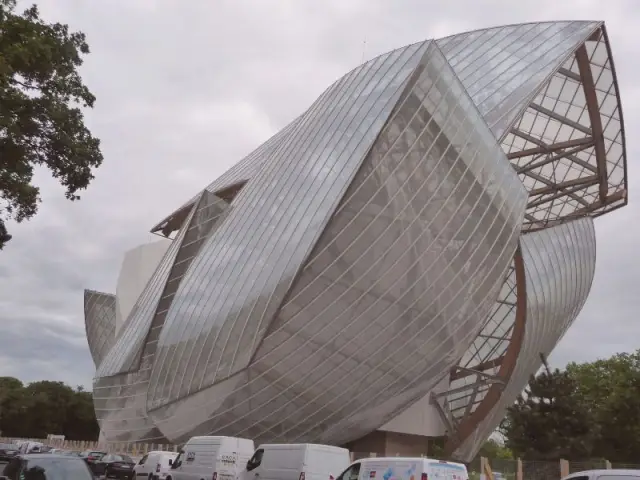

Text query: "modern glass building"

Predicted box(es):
[84, 21, 628, 461]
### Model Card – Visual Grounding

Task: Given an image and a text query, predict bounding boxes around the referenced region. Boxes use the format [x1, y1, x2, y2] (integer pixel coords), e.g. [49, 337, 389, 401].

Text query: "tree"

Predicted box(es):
[476, 439, 513, 460]
[0, 376, 26, 436]
[0, 377, 99, 440]
[500, 367, 595, 461]
[566, 351, 640, 462]
[0, 0, 103, 249]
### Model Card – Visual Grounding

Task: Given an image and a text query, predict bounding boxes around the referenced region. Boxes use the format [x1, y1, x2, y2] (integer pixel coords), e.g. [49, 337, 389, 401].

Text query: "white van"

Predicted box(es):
[134, 450, 178, 480]
[243, 443, 350, 480]
[563, 470, 640, 480]
[18, 441, 44, 454]
[336, 457, 469, 480]
[169, 436, 254, 480]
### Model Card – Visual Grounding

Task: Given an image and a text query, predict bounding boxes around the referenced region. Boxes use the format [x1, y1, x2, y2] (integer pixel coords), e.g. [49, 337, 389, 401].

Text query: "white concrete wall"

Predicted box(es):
[115, 238, 171, 335]
[378, 376, 449, 437]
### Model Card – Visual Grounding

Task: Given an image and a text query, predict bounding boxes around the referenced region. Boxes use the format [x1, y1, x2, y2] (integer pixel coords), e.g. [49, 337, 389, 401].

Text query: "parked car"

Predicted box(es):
[563, 470, 640, 480]
[169, 435, 254, 480]
[0, 453, 94, 480]
[335, 457, 469, 480]
[134, 450, 178, 480]
[0, 444, 19, 463]
[80, 449, 107, 470]
[93, 453, 135, 479]
[243, 443, 350, 480]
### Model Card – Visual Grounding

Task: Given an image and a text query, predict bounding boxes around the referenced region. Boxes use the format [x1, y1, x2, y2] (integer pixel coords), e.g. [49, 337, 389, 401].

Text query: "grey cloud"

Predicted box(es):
[1, 0, 640, 388]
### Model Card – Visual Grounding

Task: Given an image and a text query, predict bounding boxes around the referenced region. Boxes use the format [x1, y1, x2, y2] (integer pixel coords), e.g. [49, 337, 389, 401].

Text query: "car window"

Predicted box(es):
[119, 455, 133, 463]
[246, 449, 264, 472]
[171, 452, 182, 469]
[138, 454, 149, 465]
[163, 455, 177, 466]
[24, 457, 93, 480]
[336, 463, 361, 480]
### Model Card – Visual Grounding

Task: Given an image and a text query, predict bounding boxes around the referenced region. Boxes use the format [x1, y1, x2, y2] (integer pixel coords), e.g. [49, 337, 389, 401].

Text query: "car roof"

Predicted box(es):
[566, 470, 640, 478]
[357, 458, 467, 468]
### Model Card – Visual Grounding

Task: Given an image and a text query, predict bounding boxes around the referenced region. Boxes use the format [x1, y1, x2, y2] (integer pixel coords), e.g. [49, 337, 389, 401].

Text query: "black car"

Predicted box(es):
[80, 450, 107, 470]
[0, 444, 19, 463]
[93, 453, 135, 479]
[0, 453, 93, 480]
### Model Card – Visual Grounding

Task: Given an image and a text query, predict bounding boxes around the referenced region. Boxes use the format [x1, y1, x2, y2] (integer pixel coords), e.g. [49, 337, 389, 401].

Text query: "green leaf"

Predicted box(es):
[0, 0, 103, 249]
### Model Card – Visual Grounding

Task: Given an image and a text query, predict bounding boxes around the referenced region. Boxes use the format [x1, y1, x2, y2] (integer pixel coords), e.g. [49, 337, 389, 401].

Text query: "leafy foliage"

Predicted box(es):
[501, 368, 594, 460]
[501, 350, 640, 463]
[566, 351, 640, 462]
[476, 438, 513, 460]
[0, 0, 103, 249]
[0, 376, 99, 440]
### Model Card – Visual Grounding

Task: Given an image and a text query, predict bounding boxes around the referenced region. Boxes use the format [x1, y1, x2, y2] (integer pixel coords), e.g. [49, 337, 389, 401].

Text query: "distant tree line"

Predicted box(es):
[0, 377, 99, 441]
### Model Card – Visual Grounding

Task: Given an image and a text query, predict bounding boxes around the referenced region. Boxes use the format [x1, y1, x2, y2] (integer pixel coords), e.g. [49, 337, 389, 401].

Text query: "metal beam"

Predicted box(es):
[587, 27, 602, 42]
[557, 67, 581, 83]
[575, 43, 609, 202]
[430, 392, 456, 432]
[508, 136, 593, 160]
[510, 129, 597, 172]
[524, 170, 590, 208]
[528, 174, 599, 200]
[524, 189, 627, 232]
[516, 141, 595, 174]
[528, 102, 592, 135]
[450, 356, 506, 381]
[566, 189, 626, 217]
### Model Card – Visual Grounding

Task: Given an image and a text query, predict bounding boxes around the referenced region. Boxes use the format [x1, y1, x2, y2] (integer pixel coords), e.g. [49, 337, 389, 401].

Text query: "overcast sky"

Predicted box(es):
[0, 0, 638, 389]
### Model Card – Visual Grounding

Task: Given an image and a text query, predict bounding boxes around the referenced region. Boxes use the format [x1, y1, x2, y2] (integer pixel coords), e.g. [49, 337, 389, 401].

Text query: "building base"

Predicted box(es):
[344, 431, 438, 459]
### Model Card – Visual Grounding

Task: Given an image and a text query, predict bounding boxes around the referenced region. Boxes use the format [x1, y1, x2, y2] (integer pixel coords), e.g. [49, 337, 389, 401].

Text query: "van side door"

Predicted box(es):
[135, 454, 149, 477]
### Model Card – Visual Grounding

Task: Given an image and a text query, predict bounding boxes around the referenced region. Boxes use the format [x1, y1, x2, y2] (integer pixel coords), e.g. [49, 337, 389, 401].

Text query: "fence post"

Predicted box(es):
[605, 460, 612, 470]
[516, 458, 523, 480]
[560, 459, 570, 478]
[481, 457, 494, 480]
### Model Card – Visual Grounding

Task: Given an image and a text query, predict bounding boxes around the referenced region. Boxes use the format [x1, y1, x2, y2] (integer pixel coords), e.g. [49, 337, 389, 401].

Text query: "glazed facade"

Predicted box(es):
[84, 21, 628, 461]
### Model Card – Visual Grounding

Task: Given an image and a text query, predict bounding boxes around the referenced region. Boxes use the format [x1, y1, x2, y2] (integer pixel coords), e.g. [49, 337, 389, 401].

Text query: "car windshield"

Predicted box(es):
[88, 451, 104, 458]
[23, 457, 93, 480]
